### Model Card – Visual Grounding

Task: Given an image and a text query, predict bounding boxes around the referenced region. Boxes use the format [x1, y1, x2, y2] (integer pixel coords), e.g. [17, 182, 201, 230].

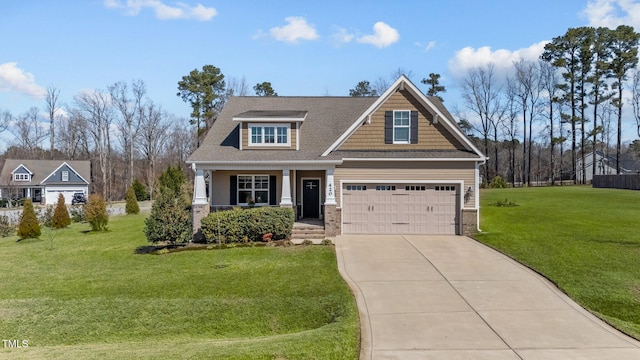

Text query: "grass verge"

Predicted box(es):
[474, 186, 640, 339]
[0, 214, 359, 359]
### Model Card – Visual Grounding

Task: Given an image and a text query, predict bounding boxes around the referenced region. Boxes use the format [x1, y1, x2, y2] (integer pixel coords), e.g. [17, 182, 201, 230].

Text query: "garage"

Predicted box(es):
[341, 183, 459, 235]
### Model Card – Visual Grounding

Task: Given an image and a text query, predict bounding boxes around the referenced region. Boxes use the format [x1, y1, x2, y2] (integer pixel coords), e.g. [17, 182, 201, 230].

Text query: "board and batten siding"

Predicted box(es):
[339, 90, 465, 151]
[334, 161, 477, 208]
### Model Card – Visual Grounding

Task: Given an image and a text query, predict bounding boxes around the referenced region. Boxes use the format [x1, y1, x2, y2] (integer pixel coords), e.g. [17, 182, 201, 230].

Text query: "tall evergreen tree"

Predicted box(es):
[253, 82, 278, 96]
[349, 81, 378, 97]
[608, 25, 640, 174]
[421, 73, 446, 102]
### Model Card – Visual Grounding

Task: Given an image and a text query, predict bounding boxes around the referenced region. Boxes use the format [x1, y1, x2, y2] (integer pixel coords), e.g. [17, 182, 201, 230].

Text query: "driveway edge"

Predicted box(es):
[334, 237, 372, 360]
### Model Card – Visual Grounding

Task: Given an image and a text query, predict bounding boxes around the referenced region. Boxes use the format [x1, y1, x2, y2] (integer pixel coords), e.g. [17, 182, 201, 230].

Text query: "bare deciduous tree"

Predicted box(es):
[137, 101, 171, 200]
[45, 86, 61, 159]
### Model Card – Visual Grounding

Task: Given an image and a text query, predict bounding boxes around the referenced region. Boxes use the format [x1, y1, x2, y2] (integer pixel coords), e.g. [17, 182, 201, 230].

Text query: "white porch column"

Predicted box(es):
[280, 169, 293, 206]
[192, 168, 208, 205]
[325, 167, 336, 205]
[208, 170, 214, 206]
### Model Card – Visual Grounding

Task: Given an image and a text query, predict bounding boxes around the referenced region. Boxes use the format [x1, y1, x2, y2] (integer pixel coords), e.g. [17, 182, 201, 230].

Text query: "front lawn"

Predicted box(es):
[0, 214, 359, 359]
[475, 186, 640, 339]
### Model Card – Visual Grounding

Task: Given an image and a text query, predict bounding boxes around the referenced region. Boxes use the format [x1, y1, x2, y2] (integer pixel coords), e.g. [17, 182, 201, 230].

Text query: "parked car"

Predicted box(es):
[71, 193, 87, 205]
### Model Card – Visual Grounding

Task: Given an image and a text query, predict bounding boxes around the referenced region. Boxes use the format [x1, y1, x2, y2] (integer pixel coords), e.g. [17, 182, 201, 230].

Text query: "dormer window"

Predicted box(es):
[14, 173, 30, 181]
[62, 171, 69, 182]
[249, 124, 290, 146]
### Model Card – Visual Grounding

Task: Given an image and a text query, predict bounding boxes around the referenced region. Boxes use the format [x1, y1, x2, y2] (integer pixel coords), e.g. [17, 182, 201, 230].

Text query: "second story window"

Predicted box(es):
[393, 110, 410, 143]
[14, 173, 30, 181]
[62, 171, 69, 182]
[249, 124, 289, 146]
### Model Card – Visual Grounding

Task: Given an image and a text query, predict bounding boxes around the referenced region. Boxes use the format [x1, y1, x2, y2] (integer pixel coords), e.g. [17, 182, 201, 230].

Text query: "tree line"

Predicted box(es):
[460, 25, 640, 185]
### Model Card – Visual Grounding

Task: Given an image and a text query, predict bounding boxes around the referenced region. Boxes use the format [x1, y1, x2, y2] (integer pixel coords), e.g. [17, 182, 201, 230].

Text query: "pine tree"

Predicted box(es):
[125, 186, 140, 215]
[85, 194, 108, 231]
[144, 186, 191, 244]
[52, 193, 71, 229]
[17, 199, 41, 239]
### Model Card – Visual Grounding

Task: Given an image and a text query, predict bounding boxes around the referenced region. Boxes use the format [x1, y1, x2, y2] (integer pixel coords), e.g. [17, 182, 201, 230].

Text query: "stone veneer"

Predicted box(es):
[324, 205, 341, 237]
[191, 203, 210, 242]
[461, 208, 478, 235]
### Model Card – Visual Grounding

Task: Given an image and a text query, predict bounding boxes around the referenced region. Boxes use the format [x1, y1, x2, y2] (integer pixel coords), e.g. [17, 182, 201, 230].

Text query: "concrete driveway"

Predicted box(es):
[334, 235, 640, 360]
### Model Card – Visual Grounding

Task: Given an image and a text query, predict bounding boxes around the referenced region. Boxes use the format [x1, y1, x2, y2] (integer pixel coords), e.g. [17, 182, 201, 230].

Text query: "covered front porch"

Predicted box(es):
[191, 163, 340, 238]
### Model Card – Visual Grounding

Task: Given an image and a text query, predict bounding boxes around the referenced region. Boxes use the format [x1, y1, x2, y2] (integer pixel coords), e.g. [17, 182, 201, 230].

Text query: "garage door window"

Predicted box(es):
[435, 185, 455, 191]
[406, 185, 427, 191]
[375, 185, 396, 191]
[346, 185, 367, 191]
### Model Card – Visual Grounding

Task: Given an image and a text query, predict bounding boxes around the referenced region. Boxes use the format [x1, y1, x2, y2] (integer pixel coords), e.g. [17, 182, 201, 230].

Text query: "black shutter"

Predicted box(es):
[230, 175, 237, 205]
[384, 111, 393, 144]
[269, 175, 277, 205]
[410, 111, 418, 144]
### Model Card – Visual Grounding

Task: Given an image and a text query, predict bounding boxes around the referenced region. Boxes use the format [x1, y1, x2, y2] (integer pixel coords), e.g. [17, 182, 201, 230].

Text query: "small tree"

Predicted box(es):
[17, 199, 40, 239]
[132, 179, 150, 201]
[52, 193, 71, 229]
[144, 186, 191, 244]
[85, 194, 108, 231]
[156, 165, 186, 197]
[125, 186, 140, 215]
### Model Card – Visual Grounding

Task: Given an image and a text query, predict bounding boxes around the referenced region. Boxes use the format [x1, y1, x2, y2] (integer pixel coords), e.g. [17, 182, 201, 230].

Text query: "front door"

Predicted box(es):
[302, 179, 320, 218]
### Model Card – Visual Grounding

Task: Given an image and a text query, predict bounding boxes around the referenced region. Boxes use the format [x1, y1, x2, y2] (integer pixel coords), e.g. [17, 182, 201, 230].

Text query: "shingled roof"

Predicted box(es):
[0, 159, 90, 186]
[188, 96, 378, 163]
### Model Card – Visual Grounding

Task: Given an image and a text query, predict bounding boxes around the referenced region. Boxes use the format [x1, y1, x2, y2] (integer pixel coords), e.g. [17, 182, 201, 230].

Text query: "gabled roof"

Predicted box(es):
[188, 96, 378, 163]
[187, 76, 485, 165]
[40, 162, 90, 185]
[323, 75, 484, 158]
[0, 159, 91, 186]
[11, 164, 33, 175]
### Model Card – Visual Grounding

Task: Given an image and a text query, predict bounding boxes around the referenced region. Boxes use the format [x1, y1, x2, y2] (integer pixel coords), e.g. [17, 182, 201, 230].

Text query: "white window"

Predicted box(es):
[393, 110, 410, 143]
[62, 171, 69, 182]
[238, 175, 269, 205]
[14, 173, 30, 181]
[248, 124, 289, 146]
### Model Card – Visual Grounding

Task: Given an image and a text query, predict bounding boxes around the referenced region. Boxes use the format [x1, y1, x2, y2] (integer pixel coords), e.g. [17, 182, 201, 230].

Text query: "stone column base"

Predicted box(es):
[324, 205, 341, 237]
[461, 208, 478, 236]
[192, 203, 210, 242]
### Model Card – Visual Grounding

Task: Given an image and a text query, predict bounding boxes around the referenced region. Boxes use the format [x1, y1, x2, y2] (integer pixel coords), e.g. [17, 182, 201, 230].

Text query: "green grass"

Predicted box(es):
[0, 215, 359, 359]
[475, 186, 640, 339]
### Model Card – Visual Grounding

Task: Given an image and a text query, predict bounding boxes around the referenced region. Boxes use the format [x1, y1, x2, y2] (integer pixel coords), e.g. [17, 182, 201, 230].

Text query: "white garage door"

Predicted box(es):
[45, 189, 84, 205]
[342, 184, 458, 235]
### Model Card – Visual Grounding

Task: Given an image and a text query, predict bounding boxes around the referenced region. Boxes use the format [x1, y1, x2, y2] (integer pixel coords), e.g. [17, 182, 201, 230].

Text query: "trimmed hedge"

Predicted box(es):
[201, 207, 294, 243]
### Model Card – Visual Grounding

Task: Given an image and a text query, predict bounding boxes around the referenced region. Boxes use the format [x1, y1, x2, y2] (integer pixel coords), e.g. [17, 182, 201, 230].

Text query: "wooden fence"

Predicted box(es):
[592, 174, 640, 190]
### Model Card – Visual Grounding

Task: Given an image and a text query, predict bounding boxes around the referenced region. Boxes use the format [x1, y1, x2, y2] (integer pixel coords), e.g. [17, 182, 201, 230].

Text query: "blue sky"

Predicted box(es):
[1, 0, 640, 148]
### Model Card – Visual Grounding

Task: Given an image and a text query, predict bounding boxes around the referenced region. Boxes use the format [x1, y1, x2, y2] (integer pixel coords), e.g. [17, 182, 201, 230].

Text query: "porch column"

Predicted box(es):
[208, 170, 214, 206]
[324, 167, 336, 205]
[191, 166, 210, 241]
[280, 169, 293, 207]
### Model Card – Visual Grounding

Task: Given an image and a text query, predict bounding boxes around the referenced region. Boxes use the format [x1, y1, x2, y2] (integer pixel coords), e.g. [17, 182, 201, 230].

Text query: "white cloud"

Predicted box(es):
[332, 26, 354, 44]
[448, 41, 549, 79]
[415, 40, 436, 52]
[104, 0, 217, 21]
[357, 21, 399, 48]
[582, 0, 640, 28]
[0, 62, 46, 99]
[268, 16, 319, 43]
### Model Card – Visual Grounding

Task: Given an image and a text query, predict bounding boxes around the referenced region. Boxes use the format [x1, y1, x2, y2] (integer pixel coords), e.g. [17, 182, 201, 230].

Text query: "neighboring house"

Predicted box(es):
[188, 76, 486, 237]
[0, 159, 90, 205]
[577, 151, 640, 182]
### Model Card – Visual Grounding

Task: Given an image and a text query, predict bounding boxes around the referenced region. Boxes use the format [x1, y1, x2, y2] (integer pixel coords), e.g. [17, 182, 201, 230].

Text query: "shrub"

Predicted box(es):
[132, 179, 150, 201]
[0, 215, 15, 237]
[156, 165, 186, 197]
[125, 186, 140, 215]
[85, 194, 109, 231]
[17, 199, 41, 239]
[38, 206, 54, 227]
[201, 207, 294, 243]
[489, 176, 508, 189]
[144, 186, 192, 244]
[69, 205, 86, 223]
[52, 193, 71, 229]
